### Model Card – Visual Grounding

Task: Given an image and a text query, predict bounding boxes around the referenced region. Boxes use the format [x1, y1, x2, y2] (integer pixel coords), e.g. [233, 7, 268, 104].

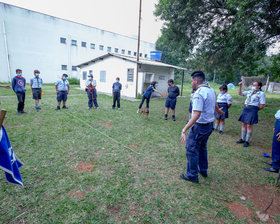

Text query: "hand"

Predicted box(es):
[180, 131, 186, 143]
[217, 107, 225, 115]
[273, 128, 275, 132]
[239, 81, 243, 86]
[277, 132, 280, 142]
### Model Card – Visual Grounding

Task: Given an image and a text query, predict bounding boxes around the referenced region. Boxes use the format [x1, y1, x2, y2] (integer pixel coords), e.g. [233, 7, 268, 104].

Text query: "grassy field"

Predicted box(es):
[0, 83, 280, 223]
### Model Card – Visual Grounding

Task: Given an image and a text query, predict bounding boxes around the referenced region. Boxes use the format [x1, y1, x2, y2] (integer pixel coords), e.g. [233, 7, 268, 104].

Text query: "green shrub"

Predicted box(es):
[67, 77, 80, 85]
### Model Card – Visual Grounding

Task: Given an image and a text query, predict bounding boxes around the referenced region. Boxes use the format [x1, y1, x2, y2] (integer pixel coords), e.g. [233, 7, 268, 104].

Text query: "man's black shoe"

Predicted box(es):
[21, 111, 27, 114]
[180, 174, 199, 183]
[243, 141, 250, 147]
[236, 139, 245, 144]
[55, 106, 60, 110]
[219, 130, 223, 135]
[199, 171, 208, 178]
[265, 161, 273, 166]
[62, 105, 68, 109]
[172, 116, 176, 121]
[164, 114, 167, 120]
[264, 167, 279, 173]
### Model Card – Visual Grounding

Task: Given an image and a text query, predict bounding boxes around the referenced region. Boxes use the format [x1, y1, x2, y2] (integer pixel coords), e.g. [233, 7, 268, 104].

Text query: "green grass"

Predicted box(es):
[0, 83, 280, 223]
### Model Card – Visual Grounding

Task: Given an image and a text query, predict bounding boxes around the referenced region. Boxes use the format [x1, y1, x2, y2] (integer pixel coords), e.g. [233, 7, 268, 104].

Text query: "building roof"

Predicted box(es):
[76, 53, 187, 70]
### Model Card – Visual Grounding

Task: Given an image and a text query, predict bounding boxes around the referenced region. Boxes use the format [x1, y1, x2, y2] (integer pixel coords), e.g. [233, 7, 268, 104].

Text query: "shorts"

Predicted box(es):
[32, 88, 42, 100]
[57, 91, 68, 102]
[238, 106, 259, 124]
[214, 103, 229, 119]
[165, 97, 177, 109]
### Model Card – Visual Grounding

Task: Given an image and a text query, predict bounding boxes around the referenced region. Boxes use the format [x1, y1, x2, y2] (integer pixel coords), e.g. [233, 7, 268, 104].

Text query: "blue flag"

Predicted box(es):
[0, 125, 23, 186]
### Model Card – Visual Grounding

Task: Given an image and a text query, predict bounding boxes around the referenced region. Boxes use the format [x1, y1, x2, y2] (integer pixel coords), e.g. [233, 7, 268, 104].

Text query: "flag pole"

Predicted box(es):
[135, 0, 142, 98]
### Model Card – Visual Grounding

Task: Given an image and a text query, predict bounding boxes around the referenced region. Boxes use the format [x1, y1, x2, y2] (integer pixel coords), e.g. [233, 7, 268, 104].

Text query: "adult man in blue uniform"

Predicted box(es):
[180, 71, 224, 183]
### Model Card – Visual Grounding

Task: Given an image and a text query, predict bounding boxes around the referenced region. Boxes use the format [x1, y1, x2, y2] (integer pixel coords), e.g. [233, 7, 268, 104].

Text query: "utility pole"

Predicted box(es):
[135, 0, 142, 98]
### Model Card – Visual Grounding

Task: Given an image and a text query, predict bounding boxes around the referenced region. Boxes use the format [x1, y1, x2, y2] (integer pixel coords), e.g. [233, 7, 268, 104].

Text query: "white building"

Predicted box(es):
[0, 2, 156, 83]
[78, 53, 181, 98]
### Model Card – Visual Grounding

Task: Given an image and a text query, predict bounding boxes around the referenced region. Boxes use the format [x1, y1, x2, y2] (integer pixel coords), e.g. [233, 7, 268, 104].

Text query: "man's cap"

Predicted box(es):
[62, 73, 68, 77]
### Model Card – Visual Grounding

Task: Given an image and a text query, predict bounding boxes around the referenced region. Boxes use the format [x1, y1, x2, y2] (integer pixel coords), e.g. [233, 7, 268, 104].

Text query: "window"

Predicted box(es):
[81, 42, 86, 47]
[115, 48, 119, 53]
[60, 37, 66, 44]
[134, 52, 137, 56]
[128, 51, 131, 55]
[90, 43, 95, 49]
[100, 70, 106, 82]
[107, 46, 111, 52]
[71, 40, 77, 46]
[140, 53, 142, 57]
[99, 45, 104, 50]
[61, 65, 67, 70]
[72, 66, 77, 71]
[83, 71, 87, 80]
[127, 68, 134, 82]
[144, 54, 147, 58]
[121, 49, 125, 54]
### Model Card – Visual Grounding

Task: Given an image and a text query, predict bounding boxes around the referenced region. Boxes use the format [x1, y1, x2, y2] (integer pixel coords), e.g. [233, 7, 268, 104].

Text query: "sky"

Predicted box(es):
[1, 0, 164, 43]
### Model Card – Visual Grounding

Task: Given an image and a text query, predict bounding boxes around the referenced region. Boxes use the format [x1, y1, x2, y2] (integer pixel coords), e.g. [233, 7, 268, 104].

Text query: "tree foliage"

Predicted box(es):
[155, 0, 280, 82]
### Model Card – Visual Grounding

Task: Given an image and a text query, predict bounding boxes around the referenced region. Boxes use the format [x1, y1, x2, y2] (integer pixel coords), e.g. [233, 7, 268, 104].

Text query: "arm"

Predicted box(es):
[259, 104, 265, 110]
[181, 111, 201, 143]
[112, 88, 114, 96]
[215, 103, 224, 115]
[227, 104, 232, 109]
[276, 132, 280, 142]
[153, 88, 163, 96]
[238, 82, 243, 96]
[12, 78, 16, 92]
[55, 85, 58, 93]
[30, 79, 33, 91]
[67, 85, 70, 94]
[0, 85, 11, 89]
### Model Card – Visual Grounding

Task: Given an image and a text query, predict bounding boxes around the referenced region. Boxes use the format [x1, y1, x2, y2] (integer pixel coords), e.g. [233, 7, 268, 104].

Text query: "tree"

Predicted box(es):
[155, 0, 280, 80]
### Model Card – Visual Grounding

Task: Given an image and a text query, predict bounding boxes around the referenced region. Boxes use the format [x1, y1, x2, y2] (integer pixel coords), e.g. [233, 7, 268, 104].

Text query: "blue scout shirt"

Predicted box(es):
[112, 82, 122, 93]
[217, 92, 232, 104]
[85, 79, 96, 87]
[192, 82, 216, 124]
[275, 110, 280, 120]
[55, 79, 69, 91]
[243, 90, 265, 106]
[12, 76, 26, 93]
[30, 77, 43, 88]
[144, 85, 155, 98]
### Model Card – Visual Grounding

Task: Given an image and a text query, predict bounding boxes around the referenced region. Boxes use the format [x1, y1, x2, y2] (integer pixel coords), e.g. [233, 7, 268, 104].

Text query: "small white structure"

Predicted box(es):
[78, 53, 182, 98]
[227, 83, 235, 89]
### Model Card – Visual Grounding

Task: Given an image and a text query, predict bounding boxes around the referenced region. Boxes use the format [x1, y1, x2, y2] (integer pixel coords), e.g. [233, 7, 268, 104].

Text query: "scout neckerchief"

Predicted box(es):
[248, 90, 260, 103]
[36, 76, 39, 88]
[198, 82, 210, 88]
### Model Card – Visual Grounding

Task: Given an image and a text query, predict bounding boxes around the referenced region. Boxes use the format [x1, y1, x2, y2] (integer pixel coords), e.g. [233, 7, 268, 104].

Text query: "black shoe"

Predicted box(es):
[180, 174, 199, 183]
[219, 130, 223, 135]
[243, 141, 250, 147]
[21, 111, 27, 114]
[199, 171, 208, 178]
[263, 167, 279, 173]
[172, 116, 176, 121]
[265, 162, 273, 166]
[55, 106, 60, 110]
[236, 139, 245, 144]
[164, 114, 167, 120]
[62, 105, 68, 109]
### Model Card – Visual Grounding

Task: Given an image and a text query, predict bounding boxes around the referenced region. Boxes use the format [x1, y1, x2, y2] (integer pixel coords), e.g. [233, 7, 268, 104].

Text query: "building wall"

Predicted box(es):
[80, 56, 174, 98]
[0, 3, 156, 83]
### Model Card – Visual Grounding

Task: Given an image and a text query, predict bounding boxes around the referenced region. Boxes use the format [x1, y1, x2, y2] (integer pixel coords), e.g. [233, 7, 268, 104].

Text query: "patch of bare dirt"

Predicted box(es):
[75, 162, 94, 173]
[129, 144, 141, 151]
[226, 202, 253, 222]
[101, 120, 112, 130]
[69, 188, 86, 199]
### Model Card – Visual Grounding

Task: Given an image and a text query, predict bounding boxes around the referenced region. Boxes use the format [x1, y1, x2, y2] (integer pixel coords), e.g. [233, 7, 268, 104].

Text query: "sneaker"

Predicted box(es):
[62, 105, 68, 109]
[236, 139, 245, 144]
[219, 130, 223, 135]
[263, 167, 279, 173]
[96, 107, 100, 109]
[137, 109, 140, 113]
[117, 108, 120, 110]
[55, 106, 60, 110]
[180, 174, 199, 183]
[243, 141, 250, 147]
[164, 114, 168, 120]
[172, 116, 176, 121]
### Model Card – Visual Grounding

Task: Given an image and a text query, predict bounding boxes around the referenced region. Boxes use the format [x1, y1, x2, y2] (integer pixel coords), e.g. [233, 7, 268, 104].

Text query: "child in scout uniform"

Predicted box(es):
[164, 79, 180, 121]
[236, 81, 265, 147]
[214, 84, 232, 134]
[137, 81, 162, 113]
[12, 69, 27, 115]
[112, 77, 122, 109]
[55, 74, 70, 110]
[30, 70, 43, 111]
[263, 109, 280, 173]
[86, 74, 99, 109]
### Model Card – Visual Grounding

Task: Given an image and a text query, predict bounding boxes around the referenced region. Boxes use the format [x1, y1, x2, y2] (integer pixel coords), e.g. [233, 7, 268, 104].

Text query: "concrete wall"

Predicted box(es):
[79, 57, 174, 98]
[0, 3, 156, 83]
[267, 82, 280, 93]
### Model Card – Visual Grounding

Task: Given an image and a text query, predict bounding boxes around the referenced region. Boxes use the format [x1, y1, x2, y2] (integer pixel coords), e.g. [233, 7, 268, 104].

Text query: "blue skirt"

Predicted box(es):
[238, 106, 259, 124]
[215, 103, 229, 119]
